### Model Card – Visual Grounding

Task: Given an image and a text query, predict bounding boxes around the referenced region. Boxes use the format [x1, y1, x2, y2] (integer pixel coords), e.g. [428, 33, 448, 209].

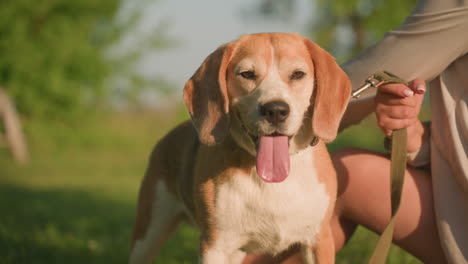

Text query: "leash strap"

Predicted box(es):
[351, 71, 409, 264]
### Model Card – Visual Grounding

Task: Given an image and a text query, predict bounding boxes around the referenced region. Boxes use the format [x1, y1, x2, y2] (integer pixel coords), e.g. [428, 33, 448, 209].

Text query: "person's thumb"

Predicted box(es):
[409, 79, 426, 95]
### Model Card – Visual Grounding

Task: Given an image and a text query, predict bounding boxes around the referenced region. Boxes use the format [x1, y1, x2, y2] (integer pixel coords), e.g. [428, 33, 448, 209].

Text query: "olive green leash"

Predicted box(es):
[352, 71, 409, 264]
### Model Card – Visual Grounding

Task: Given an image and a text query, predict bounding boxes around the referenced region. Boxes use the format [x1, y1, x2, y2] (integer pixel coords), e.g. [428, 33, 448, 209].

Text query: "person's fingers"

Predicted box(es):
[409, 79, 426, 94]
[377, 83, 415, 98]
[375, 84, 425, 112]
[381, 127, 393, 138]
[375, 93, 418, 107]
[375, 79, 426, 139]
[377, 116, 419, 133]
[410, 80, 426, 113]
[413, 92, 425, 111]
[376, 104, 419, 119]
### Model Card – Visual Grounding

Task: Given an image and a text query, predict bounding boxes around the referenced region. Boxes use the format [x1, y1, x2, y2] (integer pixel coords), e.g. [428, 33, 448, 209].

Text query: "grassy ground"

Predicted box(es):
[0, 109, 421, 264]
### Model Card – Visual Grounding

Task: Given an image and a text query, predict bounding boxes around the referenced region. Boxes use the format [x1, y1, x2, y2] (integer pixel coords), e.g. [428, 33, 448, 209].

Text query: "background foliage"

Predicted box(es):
[0, 0, 115, 118]
[0, 0, 169, 119]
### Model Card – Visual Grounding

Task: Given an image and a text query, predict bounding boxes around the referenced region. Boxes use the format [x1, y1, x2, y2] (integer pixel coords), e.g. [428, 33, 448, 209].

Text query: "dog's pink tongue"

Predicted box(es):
[256, 135, 290, 183]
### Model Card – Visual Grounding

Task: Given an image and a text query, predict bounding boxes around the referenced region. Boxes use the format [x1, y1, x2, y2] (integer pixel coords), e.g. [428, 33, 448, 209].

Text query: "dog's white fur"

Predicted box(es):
[129, 33, 351, 264]
[210, 149, 329, 257]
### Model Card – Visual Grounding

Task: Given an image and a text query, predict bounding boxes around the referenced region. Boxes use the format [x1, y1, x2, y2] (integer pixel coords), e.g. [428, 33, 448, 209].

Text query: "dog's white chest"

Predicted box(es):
[214, 148, 330, 254]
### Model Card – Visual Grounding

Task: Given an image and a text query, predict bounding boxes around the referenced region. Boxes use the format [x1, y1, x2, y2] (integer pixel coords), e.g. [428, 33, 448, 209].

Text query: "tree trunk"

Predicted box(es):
[0, 87, 29, 164]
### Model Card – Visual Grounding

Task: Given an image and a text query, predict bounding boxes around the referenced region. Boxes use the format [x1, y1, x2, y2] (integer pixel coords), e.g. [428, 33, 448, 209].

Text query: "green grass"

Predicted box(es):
[0, 110, 420, 263]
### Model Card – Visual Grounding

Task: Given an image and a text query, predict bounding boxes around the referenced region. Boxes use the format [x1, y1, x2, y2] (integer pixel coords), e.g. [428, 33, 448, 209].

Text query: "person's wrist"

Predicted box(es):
[406, 120, 426, 153]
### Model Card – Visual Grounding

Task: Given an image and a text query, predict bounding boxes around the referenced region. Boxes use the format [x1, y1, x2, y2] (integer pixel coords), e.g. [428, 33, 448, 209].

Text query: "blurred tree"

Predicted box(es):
[310, 0, 418, 59]
[248, 0, 417, 60]
[0, 0, 171, 120]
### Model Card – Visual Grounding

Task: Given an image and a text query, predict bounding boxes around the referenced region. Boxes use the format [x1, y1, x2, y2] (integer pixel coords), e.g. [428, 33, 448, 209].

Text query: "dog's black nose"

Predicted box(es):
[260, 101, 290, 125]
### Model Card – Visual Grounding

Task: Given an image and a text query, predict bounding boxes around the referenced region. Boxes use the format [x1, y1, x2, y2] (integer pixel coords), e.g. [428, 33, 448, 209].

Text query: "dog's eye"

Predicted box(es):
[291, 71, 305, 80]
[239, 71, 256, 80]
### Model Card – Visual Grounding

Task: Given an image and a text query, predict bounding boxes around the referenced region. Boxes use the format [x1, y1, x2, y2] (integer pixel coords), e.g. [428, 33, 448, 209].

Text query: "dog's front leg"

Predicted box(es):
[229, 249, 247, 263]
[301, 244, 316, 264]
[199, 233, 245, 264]
[199, 248, 245, 264]
[199, 241, 231, 264]
[312, 225, 335, 264]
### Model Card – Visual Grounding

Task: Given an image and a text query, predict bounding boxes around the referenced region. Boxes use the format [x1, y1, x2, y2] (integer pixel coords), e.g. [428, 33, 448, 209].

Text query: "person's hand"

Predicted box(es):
[374, 79, 428, 153]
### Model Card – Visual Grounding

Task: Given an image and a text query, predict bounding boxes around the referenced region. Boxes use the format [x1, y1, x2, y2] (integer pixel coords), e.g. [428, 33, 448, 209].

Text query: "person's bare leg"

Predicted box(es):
[331, 147, 446, 263]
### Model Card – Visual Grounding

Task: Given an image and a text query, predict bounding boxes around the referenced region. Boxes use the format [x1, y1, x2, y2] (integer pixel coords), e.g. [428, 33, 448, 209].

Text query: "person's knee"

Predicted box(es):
[331, 147, 374, 173]
[332, 147, 388, 174]
[332, 147, 365, 162]
[332, 148, 368, 190]
[331, 147, 383, 164]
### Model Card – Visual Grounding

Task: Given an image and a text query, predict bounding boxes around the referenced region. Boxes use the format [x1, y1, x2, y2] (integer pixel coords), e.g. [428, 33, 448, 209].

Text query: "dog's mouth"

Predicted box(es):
[234, 110, 292, 183]
[250, 132, 291, 183]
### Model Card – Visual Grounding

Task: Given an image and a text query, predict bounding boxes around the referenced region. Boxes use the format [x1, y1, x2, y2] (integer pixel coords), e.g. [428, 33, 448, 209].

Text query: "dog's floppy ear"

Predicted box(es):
[304, 38, 351, 142]
[183, 42, 237, 145]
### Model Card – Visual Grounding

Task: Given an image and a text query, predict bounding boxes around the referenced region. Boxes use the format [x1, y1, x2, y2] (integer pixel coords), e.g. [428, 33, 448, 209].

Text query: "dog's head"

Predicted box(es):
[184, 33, 350, 182]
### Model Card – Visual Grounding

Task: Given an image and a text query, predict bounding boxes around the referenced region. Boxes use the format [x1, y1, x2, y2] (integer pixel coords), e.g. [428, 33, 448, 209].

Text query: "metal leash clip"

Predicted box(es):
[351, 75, 384, 99]
[351, 71, 408, 99]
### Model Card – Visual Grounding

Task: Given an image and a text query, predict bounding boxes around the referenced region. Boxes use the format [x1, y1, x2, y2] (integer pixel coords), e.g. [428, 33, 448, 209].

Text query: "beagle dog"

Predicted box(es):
[129, 33, 350, 264]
